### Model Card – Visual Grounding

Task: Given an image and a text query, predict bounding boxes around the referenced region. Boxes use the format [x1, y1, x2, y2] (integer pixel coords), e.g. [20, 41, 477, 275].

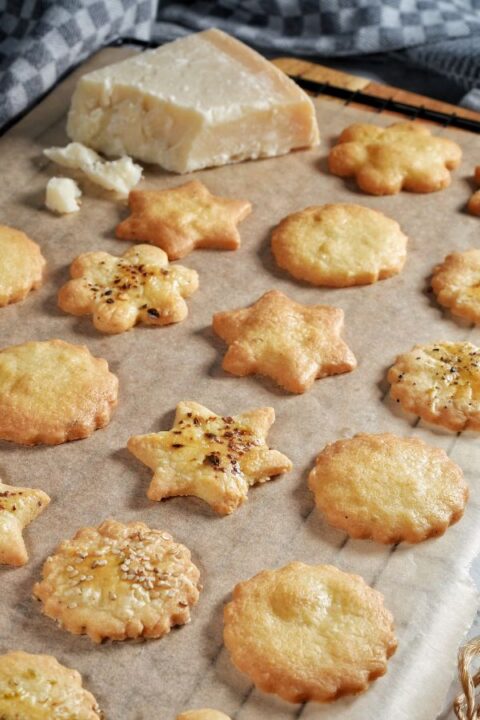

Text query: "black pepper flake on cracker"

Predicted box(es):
[204, 452, 221, 467]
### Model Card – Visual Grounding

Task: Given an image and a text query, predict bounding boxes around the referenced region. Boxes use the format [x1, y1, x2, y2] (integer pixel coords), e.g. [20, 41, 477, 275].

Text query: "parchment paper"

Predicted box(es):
[1, 47, 480, 720]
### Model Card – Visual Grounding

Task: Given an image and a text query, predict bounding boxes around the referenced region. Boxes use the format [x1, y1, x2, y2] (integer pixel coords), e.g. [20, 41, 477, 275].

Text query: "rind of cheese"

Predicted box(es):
[67, 29, 319, 173]
[45, 177, 81, 214]
[44, 142, 142, 197]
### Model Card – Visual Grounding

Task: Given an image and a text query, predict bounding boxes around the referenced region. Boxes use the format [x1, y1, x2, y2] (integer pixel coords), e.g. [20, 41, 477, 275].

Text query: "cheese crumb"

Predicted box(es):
[45, 177, 81, 214]
[44, 142, 142, 197]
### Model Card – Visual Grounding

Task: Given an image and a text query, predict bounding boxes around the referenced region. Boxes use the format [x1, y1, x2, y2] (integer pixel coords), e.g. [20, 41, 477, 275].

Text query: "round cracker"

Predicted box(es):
[0, 339, 118, 445]
[271, 203, 407, 287]
[223, 561, 396, 703]
[388, 341, 480, 431]
[432, 249, 480, 324]
[309, 433, 468, 543]
[0, 650, 101, 719]
[33, 519, 201, 643]
[0, 225, 45, 306]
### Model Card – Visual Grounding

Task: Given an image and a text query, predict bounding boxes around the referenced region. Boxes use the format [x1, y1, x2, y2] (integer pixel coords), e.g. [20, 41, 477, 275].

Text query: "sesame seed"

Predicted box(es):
[91, 559, 107, 568]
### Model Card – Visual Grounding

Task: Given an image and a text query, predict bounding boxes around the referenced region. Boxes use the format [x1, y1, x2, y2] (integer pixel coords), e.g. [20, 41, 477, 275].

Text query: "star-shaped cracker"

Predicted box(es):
[0, 481, 50, 566]
[329, 121, 462, 195]
[212, 290, 357, 393]
[58, 244, 198, 334]
[116, 180, 252, 260]
[468, 165, 480, 216]
[127, 401, 292, 515]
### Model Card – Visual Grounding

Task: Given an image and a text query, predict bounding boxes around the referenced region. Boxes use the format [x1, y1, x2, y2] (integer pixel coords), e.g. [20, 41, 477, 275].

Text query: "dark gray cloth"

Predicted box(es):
[1, 0, 479, 131]
[0, 0, 155, 129]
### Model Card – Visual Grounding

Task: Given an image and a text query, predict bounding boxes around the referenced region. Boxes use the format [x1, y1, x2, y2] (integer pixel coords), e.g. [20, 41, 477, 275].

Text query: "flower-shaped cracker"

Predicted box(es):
[329, 121, 462, 195]
[58, 244, 198, 334]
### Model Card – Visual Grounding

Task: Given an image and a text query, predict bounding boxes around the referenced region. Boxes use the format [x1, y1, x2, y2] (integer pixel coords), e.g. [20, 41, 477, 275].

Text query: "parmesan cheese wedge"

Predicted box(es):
[66, 29, 319, 174]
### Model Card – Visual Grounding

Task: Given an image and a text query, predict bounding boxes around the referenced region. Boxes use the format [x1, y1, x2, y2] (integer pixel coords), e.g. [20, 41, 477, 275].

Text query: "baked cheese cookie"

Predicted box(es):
[58, 244, 199, 334]
[33, 519, 201, 643]
[432, 249, 480, 324]
[116, 181, 252, 260]
[467, 166, 480, 216]
[212, 290, 356, 393]
[177, 711, 231, 720]
[0, 339, 118, 445]
[0, 480, 50, 566]
[0, 225, 45, 306]
[0, 651, 101, 719]
[309, 433, 468, 544]
[128, 401, 292, 515]
[388, 342, 480, 431]
[329, 122, 461, 195]
[223, 562, 397, 703]
[271, 203, 407, 286]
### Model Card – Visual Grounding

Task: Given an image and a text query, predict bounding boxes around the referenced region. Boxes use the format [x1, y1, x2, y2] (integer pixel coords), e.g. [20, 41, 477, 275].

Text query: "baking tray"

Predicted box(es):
[1, 45, 480, 720]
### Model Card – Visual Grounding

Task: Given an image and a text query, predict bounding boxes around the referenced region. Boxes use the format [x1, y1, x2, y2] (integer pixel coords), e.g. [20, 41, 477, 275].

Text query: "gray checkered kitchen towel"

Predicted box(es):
[1, 0, 480, 130]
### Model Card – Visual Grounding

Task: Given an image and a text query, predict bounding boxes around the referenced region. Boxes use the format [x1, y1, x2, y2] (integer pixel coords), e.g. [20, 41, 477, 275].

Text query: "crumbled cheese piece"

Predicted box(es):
[44, 142, 142, 197]
[45, 177, 81, 214]
[66, 29, 320, 174]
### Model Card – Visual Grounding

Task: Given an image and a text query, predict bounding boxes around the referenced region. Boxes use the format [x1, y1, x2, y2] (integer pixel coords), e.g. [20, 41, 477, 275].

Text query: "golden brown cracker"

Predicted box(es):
[329, 122, 461, 195]
[116, 181, 251, 259]
[128, 400, 292, 515]
[0, 480, 50, 566]
[0, 225, 45, 307]
[58, 244, 198, 333]
[33, 519, 201, 643]
[0, 339, 118, 445]
[212, 289, 356, 393]
[388, 342, 480, 431]
[432, 249, 480, 323]
[223, 562, 397, 703]
[309, 433, 468, 543]
[0, 651, 102, 719]
[272, 203, 407, 286]
[467, 165, 480, 216]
